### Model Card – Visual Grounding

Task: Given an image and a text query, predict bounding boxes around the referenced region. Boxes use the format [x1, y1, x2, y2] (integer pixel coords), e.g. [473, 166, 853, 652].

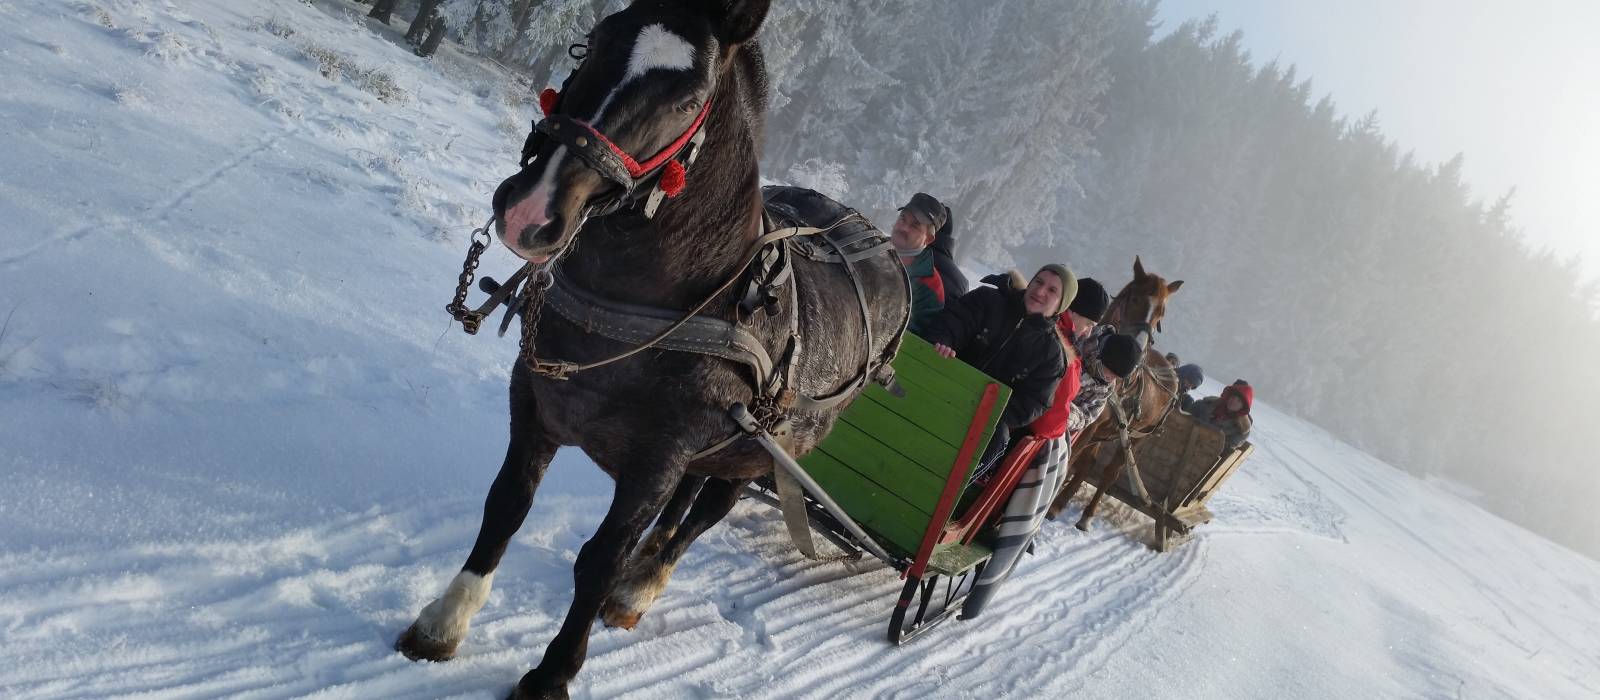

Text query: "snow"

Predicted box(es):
[2, 1, 1598, 698]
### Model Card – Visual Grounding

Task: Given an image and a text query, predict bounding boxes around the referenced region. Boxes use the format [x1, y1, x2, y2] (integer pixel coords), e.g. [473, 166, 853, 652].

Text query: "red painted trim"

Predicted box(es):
[955, 437, 1044, 546]
[906, 382, 999, 580]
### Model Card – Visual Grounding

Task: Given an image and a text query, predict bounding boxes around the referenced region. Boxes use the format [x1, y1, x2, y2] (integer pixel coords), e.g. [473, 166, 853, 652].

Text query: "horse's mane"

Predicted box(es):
[735, 39, 768, 149]
[1146, 362, 1178, 387]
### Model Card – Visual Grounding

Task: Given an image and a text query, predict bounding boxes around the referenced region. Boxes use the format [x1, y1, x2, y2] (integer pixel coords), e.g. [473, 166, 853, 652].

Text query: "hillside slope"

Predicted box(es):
[1, 2, 1596, 698]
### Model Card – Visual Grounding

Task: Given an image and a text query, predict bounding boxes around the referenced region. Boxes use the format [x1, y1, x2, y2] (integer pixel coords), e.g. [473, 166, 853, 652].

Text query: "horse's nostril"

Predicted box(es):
[503, 188, 553, 245]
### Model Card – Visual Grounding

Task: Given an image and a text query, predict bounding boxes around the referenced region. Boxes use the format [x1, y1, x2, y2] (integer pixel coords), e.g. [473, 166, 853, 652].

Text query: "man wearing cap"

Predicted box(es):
[922, 264, 1074, 466]
[1176, 363, 1204, 411]
[890, 192, 950, 336]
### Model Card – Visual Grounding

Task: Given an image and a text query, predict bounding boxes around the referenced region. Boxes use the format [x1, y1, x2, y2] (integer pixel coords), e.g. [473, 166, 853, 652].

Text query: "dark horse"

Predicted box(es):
[395, 1, 907, 698]
[1048, 257, 1183, 528]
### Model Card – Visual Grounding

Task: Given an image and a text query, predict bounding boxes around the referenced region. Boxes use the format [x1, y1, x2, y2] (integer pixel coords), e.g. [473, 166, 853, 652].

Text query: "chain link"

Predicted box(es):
[446, 221, 495, 335]
[518, 266, 555, 372]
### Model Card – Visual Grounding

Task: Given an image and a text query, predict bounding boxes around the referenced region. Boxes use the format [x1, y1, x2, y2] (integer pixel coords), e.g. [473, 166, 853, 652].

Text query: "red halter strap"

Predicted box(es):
[589, 100, 713, 180]
[539, 87, 711, 180]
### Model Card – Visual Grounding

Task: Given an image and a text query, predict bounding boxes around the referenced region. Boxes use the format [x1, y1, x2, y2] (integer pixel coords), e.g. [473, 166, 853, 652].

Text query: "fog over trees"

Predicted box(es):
[408, 0, 1600, 558]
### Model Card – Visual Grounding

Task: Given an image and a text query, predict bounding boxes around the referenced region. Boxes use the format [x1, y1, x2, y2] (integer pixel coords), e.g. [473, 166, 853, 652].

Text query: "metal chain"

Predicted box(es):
[446, 219, 495, 335]
[518, 266, 555, 371]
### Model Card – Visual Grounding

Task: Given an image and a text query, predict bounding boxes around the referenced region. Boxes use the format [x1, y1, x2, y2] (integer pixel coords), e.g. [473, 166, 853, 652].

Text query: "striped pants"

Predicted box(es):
[961, 436, 1071, 619]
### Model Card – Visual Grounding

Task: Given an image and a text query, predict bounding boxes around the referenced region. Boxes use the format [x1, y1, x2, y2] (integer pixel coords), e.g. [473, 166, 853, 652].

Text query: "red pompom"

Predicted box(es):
[660, 161, 687, 198]
[539, 88, 560, 116]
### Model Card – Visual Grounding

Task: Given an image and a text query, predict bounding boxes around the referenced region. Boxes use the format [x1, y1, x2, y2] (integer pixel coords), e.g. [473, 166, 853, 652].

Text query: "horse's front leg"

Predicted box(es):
[512, 456, 684, 700]
[600, 477, 748, 629]
[1076, 449, 1123, 531]
[397, 381, 557, 662]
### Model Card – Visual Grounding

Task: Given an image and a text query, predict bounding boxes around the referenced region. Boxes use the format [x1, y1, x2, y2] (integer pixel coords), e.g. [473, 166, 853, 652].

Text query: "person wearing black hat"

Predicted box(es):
[1177, 363, 1204, 411]
[1069, 330, 1141, 436]
[1065, 278, 1109, 342]
[891, 192, 951, 336]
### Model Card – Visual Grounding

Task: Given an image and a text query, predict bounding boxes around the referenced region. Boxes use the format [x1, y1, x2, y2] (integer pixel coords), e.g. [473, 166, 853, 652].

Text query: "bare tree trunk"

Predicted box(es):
[367, 0, 396, 25]
[417, 17, 448, 58]
[406, 0, 442, 45]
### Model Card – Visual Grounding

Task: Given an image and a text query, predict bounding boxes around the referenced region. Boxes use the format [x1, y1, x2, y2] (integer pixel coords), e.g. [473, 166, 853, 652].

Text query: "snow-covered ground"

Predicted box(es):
[3, 1, 1598, 698]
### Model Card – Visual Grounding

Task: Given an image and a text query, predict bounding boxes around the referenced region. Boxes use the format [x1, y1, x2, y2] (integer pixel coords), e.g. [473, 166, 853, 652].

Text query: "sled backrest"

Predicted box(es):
[799, 334, 1010, 558]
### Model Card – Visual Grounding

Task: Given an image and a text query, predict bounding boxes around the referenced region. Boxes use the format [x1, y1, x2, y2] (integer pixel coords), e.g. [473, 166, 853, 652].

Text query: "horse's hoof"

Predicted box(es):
[597, 560, 672, 630]
[509, 676, 570, 700]
[1074, 520, 1090, 532]
[395, 622, 460, 662]
[598, 599, 643, 630]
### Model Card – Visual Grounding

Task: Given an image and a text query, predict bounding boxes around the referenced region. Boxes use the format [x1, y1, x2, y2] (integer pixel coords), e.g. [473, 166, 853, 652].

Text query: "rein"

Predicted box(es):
[447, 209, 888, 407]
[520, 212, 880, 388]
[521, 216, 786, 380]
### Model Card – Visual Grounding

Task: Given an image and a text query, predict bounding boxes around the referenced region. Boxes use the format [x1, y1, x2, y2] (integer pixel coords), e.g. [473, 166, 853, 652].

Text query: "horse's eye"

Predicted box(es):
[679, 99, 702, 114]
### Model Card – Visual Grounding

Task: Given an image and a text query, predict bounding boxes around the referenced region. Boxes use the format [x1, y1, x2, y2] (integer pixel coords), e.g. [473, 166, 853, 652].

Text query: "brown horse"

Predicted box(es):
[1048, 257, 1183, 528]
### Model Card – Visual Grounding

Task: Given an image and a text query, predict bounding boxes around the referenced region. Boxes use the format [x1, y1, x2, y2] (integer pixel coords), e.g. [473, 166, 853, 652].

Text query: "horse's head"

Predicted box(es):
[492, 0, 770, 262]
[1106, 256, 1183, 340]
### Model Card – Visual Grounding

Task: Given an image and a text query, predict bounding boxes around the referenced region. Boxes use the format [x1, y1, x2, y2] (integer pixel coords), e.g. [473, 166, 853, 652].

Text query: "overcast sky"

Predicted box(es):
[1154, 0, 1600, 279]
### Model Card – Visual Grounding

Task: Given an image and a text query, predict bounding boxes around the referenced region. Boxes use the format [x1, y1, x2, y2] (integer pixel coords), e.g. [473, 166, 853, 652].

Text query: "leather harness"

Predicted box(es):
[532, 202, 903, 417]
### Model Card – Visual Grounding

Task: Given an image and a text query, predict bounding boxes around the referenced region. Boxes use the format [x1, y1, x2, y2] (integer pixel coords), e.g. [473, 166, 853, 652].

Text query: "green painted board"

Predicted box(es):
[797, 334, 1011, 558]
[800, 449, 930, 553]
[831, 398, 967, 480]
[812, 422, 949, 508]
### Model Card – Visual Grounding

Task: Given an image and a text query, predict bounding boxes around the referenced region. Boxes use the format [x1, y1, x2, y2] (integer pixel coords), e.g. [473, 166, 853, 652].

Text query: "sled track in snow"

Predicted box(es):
[0, 494, 1208, 699]
[0, 129, 295, 268]
[568, 503, 1210, 699]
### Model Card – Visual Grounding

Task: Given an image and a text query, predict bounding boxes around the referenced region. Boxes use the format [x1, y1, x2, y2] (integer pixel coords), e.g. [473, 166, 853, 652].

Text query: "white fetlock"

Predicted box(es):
[414, 570, 494, 644]
[601, 561, 676, 629]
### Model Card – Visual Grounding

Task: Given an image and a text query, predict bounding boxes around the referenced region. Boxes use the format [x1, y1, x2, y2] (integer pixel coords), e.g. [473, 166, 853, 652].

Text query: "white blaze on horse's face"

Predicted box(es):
[593, 24, 698, 124]
[505, 24, 700, 262]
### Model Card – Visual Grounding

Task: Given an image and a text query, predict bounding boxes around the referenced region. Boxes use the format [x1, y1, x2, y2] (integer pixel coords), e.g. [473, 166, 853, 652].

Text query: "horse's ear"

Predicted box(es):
[1167, 280, 1184, 294]
[1133, 256, 1146, 279]
[707, 0, 770, 45]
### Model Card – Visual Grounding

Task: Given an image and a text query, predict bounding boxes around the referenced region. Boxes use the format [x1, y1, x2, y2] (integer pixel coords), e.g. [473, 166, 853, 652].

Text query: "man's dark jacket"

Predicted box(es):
[930, 210, 969, 301]
[921, 274, 1065, 432]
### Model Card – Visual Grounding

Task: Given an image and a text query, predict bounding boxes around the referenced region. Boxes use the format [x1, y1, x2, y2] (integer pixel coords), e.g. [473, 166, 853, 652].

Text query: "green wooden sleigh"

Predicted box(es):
[745, 334, 1046, 643]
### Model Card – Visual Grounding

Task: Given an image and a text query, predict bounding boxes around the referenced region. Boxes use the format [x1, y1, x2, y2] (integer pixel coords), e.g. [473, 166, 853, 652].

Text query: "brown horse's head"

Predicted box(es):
[1106, 256, 1183, 337]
